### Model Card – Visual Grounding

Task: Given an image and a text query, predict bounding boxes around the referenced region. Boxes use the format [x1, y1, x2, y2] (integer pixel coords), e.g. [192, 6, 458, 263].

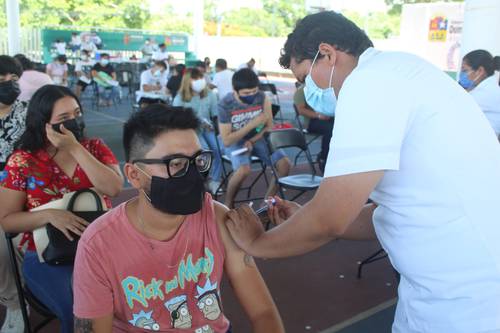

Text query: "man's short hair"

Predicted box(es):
[215, 58, 227, 70]
[0, 55, 23, 77]
[232, 68, 259, 92]
[159, 43, 166, 48]
[13, 54, 33, 71]
[57, 55, 67, 63]
[279, 11, 373, 69]
[154, 61, 167, 70]
[123, 104, 200, 162]
[100, 53, 110, 58]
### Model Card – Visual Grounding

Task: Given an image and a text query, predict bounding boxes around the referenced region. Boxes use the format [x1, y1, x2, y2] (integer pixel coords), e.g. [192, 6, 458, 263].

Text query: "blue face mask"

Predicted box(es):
[239, 93, 257, 105]
[458, 70, 475, 90]
[304, 50, 336, 117]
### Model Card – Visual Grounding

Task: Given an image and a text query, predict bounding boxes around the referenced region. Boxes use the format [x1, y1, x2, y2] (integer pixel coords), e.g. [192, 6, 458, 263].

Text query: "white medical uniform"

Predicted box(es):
[325, 47, 500, 333]
[469, 75, 500, 135]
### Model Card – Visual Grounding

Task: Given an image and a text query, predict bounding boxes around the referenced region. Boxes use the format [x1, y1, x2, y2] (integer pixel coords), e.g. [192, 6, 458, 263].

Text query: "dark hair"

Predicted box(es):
[195, 60, 206, 69]
[175, 64, 186, 76]
[232, 68, 259, 92]
[215, 58, 227, 70]
[494, 56, 500, 71]
[279, 11, 373, 68]
[123, 104, 200, 162]
[81, 50, 90, 56]
[463, 49, 497, 77]
[154, 60, 167, 69]
[16, 85, 83, 152]
[56, 54, 67, 63]
[159, 43, 166, 48]
[101, 53, 110, 59]
[0, 55, 23, 77]
[189, 67, 204, 79]
[14, 54, 34, 71]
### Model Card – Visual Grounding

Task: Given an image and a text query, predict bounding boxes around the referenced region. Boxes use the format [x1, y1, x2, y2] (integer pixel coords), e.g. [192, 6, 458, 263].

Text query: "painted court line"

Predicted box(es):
[319, 298, 397, 333]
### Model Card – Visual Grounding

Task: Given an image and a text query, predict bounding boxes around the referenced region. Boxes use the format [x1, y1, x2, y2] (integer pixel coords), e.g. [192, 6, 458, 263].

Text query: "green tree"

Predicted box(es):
[385, 0, 463, 14]
[262, 0, 307, 30]
[222, 7, 288, 37]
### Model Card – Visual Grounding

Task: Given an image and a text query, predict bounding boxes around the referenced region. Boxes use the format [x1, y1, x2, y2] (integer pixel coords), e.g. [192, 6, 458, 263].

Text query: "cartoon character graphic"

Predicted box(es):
[196, 280, 222, 321]
[164, 295, 192, 328]
[195, 324, 215, 333]
[128, 310, 160, 331]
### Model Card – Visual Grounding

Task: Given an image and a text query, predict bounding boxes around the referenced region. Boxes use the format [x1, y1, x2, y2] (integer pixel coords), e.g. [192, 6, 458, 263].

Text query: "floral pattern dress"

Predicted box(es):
[0, 138, 118, 251]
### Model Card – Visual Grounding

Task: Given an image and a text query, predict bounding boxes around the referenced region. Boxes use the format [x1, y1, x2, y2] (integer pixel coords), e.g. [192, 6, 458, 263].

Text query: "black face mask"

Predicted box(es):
[52, 118, 85, 141]
[0, 80, 21, 106]
[141, 163, 206, 215]
[239, 93, 257, 105]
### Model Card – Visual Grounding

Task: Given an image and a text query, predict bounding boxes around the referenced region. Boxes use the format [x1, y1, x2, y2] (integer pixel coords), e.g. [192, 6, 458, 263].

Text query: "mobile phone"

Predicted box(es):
[52, 124, 62, 133]
[255, 205, 269, 220]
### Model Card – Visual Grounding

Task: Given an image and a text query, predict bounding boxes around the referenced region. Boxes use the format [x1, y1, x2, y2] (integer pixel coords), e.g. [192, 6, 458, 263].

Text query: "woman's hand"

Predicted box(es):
[45, 123, 80, 152]
[45, 209, 89, 241]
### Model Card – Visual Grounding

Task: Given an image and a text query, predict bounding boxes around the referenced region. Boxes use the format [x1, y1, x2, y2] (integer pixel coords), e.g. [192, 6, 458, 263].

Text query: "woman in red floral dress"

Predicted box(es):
[0, 85, 123, 333]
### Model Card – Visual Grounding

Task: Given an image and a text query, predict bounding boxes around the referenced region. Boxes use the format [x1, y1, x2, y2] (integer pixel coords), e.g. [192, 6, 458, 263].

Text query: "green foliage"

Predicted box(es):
[342, 10, 401, 39]
[385, 0, 463, 14]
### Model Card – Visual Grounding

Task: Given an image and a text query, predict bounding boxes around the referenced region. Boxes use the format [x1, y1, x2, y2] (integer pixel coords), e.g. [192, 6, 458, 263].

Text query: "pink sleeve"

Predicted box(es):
[73, 238, 114, 318]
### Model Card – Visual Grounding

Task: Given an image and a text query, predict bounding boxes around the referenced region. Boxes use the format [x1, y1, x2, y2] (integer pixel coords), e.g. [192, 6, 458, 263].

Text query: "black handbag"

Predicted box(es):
[42, 188, 106, 265]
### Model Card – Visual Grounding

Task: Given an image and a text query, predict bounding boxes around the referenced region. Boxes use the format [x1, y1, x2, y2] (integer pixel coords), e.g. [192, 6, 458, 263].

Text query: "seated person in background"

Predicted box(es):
[0, 85, 122, 333]
[73, 104, 284, 333]
[293, 82, 334, 172]
[14, 54, 53, 102]
[46, 55, 68, 87]
[459, 49, 500, 136]
[70, 32, 81, 53]
[167, 64, 186, 99]
[173, 67, 223, 194]
[0, 55, 28, 333]
[136, 61, 169, 109]
[140, 38, 155, 61]
[210, 58, 234, 100]
[152, 43, 169, 62]
[196, 60, 212, 85]
[91, 53, 120, 107]
[218, 68, 290, 208]
[74, 50, 95, 99]
[54, 39, 67, 56]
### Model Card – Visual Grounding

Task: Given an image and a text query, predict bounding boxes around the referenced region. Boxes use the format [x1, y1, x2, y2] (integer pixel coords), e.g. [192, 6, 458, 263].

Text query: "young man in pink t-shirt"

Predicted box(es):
[73, 104, 284, 333]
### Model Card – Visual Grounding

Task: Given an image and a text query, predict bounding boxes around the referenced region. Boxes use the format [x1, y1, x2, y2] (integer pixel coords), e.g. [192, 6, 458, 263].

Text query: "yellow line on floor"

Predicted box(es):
[319, 298, 398, 333]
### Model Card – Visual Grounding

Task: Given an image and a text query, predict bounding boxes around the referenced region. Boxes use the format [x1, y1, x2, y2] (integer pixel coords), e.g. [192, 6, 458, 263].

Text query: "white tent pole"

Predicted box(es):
[6, 0, 21, 55]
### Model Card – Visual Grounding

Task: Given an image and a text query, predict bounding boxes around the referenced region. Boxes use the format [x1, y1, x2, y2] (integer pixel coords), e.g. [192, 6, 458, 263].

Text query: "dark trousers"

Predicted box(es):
[308, 118, 334, 162]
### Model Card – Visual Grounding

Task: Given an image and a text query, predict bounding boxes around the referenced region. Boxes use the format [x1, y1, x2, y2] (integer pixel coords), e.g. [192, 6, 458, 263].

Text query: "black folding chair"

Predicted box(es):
[293, 104, 322, 166]
[357, 248, 389, 279]
[211, 116, 269, 202]
[4, 233, 56, 333]
[116, 69, 135, 101]
[265, 128, 323, 201]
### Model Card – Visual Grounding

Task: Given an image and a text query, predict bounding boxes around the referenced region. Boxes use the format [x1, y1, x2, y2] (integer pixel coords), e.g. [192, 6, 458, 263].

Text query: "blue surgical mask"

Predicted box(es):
[304, 50, 336, 117]
[459, 70, 475, 90]
[239, 93, 257, 105]
[100, 59, 109, 66]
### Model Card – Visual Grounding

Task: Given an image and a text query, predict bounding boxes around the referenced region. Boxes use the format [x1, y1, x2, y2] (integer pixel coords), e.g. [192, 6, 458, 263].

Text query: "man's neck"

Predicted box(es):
[0, 104, 13, 118]
[135, 196, 186, 241]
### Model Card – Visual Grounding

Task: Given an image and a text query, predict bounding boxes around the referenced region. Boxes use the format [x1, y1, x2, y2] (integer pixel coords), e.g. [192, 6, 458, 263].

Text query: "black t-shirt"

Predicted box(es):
[92, 63, 115, 76]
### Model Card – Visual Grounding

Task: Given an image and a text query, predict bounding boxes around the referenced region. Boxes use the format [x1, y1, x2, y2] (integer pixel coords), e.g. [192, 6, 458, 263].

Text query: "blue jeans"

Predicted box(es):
[199, 130, 223, 182]
[225, 138, 286, 170]
[23, 251, 74, 333]
[98, 85, 119, 103]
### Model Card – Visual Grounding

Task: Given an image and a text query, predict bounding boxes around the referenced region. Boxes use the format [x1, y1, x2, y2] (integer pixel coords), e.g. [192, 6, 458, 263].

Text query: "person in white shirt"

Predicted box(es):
[14, 54, 53, 102]
[74, 50, 95, 98]
[90, 31, 102, 49]
[226, 11, 500, 333]
[459, 49, 500, 136]
[46, 55, 68, 87]
[136, 61, 169, 108]
[238, 58, 259, 75]
[70, 32, 81, 53]
[53, 39, 67, 56]
[152, 43, 169, 62]
[140, 38, 155, 60]
[210, 58, 234, 100]
[80, 34, 97, 54]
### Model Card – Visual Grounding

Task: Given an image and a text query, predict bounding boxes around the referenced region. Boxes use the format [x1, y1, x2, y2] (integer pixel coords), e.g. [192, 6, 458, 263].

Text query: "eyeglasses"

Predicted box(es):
[133, 150, 213, 178]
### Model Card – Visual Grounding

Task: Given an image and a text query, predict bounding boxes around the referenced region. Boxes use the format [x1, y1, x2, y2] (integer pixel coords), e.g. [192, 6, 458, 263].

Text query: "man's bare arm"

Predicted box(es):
[74, 315, 112, 333]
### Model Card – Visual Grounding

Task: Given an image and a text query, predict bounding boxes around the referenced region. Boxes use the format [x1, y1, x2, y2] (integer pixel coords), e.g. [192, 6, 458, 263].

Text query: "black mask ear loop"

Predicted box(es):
[134, 164, 153, 202]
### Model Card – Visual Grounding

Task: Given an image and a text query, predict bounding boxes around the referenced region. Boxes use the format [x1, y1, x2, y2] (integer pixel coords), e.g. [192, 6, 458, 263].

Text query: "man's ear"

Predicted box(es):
[318, 43, 337, 67]
[124, 163, 143, 190]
